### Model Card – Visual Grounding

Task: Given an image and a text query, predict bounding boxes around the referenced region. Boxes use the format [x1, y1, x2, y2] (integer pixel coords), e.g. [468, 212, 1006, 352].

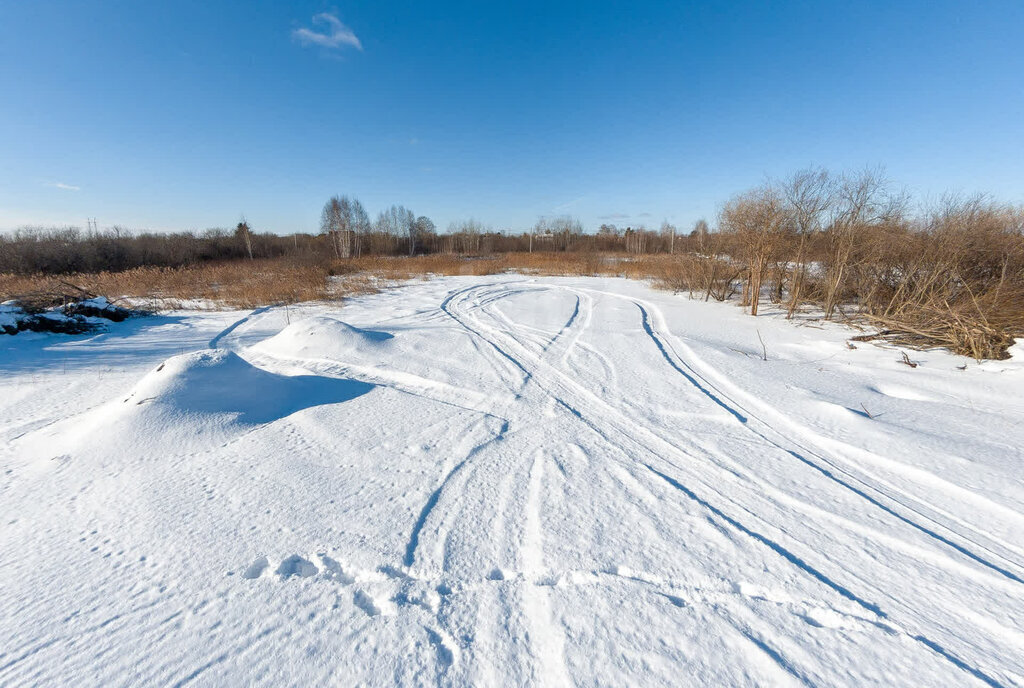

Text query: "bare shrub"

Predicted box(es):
[719, 185, 789, 315]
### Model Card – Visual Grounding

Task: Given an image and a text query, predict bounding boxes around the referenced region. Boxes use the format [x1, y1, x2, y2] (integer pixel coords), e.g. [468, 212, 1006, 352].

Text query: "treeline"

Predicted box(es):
[0, 225, 324, 274]
[0, 215, 697, 274]
[2, 172, 1022, 357]
[666, 168, 1024, 359]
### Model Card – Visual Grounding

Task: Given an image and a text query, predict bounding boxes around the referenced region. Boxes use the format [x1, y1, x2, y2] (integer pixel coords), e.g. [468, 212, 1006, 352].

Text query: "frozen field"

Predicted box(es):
[2, 275, 1023, 687]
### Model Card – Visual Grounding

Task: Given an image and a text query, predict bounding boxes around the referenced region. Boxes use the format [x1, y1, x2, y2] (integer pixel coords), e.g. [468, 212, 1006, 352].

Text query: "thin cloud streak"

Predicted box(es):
[596, 212, 652, 221]
[292, 13, 362, 51]
[552, 195, 587, 213]
[46, 182, 81, 191]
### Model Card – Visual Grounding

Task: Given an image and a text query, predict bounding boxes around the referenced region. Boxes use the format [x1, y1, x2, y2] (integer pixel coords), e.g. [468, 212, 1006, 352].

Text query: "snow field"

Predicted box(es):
[2, 275, 1023, 686]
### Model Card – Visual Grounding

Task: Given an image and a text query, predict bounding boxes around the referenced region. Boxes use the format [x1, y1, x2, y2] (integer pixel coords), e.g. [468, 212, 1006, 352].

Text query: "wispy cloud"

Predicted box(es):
[597, 211, 651, 221]
[292, 13, 362, 51]
[46, 181, 80, 191]
[552, 195, 587, 213]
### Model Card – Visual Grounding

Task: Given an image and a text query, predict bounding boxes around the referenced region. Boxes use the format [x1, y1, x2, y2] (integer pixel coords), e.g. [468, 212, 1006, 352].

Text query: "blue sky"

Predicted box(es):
[1, 1, 1022, 234]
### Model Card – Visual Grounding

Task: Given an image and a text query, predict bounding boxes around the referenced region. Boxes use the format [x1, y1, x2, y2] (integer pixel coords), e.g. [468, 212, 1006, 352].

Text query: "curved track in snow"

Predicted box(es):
[3, 276, 1023, 687]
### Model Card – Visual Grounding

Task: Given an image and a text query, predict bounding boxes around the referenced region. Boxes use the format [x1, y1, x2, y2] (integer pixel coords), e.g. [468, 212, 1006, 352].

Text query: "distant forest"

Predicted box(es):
[3, 169, 1022, 359]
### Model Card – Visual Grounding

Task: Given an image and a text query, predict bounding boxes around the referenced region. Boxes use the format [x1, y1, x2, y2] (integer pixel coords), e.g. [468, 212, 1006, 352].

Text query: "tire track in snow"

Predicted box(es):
[571, 283, 1024, 580]
[433, 282, 593, 683]
[630, 298, 1024, 585]
[404, 417, 510, 569]
[528, 289, 1024, 594]
[520, 450, 573, 688]
[208, 305, 275, 349]
[446, 281, 1012, 688]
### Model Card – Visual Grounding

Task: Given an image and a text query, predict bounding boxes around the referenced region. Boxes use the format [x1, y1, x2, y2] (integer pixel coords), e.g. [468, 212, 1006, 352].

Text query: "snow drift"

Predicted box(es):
[120, 349, 374, 424]
[254, 316, 394, 362]
[2, 276, 1023, 687]
[15, 348, 375, 463]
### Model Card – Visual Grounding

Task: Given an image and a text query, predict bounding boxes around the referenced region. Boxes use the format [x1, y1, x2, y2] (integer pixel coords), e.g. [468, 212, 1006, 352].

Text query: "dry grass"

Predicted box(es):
[3, 240, 1021, 359]
[339, 252, 735, 283]
[0, 253, 718, 310]
[0, 259, 376, 310]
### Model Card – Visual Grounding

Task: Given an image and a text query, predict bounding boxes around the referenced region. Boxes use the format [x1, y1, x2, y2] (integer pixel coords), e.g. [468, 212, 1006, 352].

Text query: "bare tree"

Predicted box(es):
[449, 219, 485, 254]
[374, 205, 416, 255]
[413, 216, 435, 254]
[351, 199, 370, 257]
[691, 219, 710, 255]
[320, 195, 371, 258]
[236, 218, 254, 260]
[720, 185, 788, 316]
[783, 168, 834, 317]
[661, 220, 677, 254]
[822, 168, 907, 319]
[548, 216, 582, 251]
[320, 196, 347, 258]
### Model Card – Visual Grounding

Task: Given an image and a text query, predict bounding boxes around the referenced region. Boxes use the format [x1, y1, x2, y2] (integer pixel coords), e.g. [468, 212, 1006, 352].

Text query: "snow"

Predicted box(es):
[79, 297, 112, 309]
[0, 296, 133, 335]
[2, 275, 1023, 687]
[0, 303, 26, 332]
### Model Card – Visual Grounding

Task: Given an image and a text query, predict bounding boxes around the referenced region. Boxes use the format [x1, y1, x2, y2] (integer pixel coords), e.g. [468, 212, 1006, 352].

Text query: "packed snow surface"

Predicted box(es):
[2, 276, 1023, 687]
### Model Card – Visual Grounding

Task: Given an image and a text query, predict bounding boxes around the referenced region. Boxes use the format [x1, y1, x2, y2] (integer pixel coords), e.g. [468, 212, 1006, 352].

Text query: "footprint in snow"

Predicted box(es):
[276, 555, 318, 579]
[240, 554, 318, 580]
[242, 556, 269, 579]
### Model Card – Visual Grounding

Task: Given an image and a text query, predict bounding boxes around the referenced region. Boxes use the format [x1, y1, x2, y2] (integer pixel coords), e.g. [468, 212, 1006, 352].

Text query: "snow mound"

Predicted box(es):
[254, 316, 394, 361]
[15, 349, 376, 464]
[120, 349, 374, 424]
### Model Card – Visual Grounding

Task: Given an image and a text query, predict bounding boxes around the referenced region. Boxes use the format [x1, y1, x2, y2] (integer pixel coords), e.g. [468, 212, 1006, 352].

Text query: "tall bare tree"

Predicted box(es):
[822, 168, 906, 319]
[720, 186, 788, 316]
[235, 218, 254, 260]
[661, 220, 677, 254]
[783, 168, 834, 317]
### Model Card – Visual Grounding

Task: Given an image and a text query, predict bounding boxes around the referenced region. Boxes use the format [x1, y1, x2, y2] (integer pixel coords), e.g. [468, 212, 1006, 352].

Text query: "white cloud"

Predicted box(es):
[292, 13, 362, 51]
[552, 195, 587, 213]
[46, 182, 80, 191]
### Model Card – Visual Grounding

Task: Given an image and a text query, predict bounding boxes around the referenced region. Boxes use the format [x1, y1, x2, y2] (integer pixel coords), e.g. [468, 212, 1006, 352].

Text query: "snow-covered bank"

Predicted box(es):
[2, 275, 1023, 686]
[1, 296, 139, 336]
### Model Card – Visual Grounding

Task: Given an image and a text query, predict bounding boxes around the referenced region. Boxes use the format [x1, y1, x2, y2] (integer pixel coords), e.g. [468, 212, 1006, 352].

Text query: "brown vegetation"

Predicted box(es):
[0, 259, 374, 310]
[3, 169, 1022, 358]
